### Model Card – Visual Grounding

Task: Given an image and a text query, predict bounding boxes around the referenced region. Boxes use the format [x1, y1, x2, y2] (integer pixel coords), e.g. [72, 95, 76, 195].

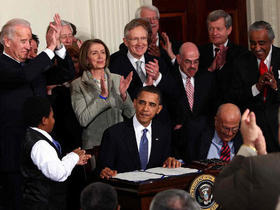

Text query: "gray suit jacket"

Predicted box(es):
[214, 149, 280, 210]
[70, 68, 135, 149]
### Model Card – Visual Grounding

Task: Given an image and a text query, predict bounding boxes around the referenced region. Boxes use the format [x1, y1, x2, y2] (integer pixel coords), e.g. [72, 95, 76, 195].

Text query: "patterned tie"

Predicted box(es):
[136, 60, 146, 83]
[186, 77, 194, 110]
[220, 141, 230, 162]
[139, 128, 148, 170]
[52, 139, 62, 155]
[259, 59, 268, 102]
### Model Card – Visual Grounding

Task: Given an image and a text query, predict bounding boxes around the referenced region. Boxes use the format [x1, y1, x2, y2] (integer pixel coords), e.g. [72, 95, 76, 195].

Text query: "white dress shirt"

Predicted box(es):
[30, 127, 79, 182]
[252, 45, 273, 96]
[179, 67, 195, 88]
[127, 51, 162, 86]
[133, 115, 152, 162]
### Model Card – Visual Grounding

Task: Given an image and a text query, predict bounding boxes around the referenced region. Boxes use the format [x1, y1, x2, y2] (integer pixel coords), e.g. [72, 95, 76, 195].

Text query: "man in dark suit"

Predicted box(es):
[170, 42, 217, 163]
[199, 103, 242, 161]
[230, 21, 280, 153]
[0, 14, 74, 210]
[199, 9, 247, 105]
[99, 86, 181, 178]
[213, 109, 280, 210]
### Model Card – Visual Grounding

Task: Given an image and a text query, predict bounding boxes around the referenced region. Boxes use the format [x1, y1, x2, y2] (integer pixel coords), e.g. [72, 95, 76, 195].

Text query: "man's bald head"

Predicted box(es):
[215, 103, 241, 142]
[177, 42, 200, 77]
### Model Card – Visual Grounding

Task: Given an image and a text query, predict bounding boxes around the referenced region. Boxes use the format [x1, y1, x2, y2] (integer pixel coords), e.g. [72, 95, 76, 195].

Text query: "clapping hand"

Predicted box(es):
[145, 59, 160, 81]
[100, 73, 108, 98]
[119, 71, 133, 101]
[160, 32, 176, 60]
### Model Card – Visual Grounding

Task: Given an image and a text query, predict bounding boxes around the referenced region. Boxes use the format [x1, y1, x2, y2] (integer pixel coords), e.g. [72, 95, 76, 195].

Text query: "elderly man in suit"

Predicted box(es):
[199, 103, 242, 161]
[0, 14, 74, 209]
[170, 42, 217, 163]
[99, 86, 181, 179]
[199, 9, 247, 105]
[230, 21, 280, 153]
[213, 109, 280, 210]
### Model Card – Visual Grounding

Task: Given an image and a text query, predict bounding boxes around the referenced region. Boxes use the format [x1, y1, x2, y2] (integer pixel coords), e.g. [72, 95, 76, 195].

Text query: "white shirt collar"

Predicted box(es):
[127, 50, 145, 64]
[3, 51, 20, 63]
[212, 40, 228, 57]
[133, 115, 152, 131]
[30, 127, 54, 142]
[257, 45, 272, 69]
[179, 66, 195, 86]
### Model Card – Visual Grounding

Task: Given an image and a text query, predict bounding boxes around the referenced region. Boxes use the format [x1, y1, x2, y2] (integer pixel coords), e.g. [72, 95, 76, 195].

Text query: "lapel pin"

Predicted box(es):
[155, 138, 159, 141]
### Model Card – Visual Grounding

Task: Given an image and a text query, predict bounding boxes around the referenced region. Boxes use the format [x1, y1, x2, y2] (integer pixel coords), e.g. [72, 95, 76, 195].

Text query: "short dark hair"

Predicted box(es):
[32, 33, 39, 46]
[23, 96, 51, 127]
[136, 85, 162, 104]
[80, 182, 118, 210]
[79, 39, 110, 71]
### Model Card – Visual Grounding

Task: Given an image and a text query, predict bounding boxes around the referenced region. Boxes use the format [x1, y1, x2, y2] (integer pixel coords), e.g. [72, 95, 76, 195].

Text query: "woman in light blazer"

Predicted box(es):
[71, 39, 134, 149]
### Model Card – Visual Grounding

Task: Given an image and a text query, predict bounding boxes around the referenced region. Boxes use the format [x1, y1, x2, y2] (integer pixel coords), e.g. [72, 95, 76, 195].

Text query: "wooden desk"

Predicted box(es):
[105, 171, 200, 210]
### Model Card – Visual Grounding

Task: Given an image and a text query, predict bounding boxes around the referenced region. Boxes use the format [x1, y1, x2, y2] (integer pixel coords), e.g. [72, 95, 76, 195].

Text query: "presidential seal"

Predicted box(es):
[189, 174, 218, 210]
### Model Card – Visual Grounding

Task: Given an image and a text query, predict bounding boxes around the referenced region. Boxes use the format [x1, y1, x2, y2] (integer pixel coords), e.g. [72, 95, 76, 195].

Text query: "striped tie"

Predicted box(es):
[220, 141, 230, 162]
[186, 77, 194, 110]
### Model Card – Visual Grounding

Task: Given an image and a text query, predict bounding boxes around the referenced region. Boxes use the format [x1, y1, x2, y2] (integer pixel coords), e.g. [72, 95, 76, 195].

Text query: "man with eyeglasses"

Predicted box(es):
[199, 103, 242, 161]
[170, 42, 218, 163]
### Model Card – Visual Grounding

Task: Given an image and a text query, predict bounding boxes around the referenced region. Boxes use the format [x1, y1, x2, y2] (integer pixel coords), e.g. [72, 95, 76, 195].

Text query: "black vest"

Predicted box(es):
[21, 128, 66, 209]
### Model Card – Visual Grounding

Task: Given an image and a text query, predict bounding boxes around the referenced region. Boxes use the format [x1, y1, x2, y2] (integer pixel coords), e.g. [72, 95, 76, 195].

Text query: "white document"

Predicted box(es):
[146, 167, 199, 176]
[114, 170, 163, 182]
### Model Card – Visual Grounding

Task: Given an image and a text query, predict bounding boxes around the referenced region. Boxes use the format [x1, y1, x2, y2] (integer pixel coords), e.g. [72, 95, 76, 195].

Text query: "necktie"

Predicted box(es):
[214, 48, 220, 58]
[186, 77, 194, 111]
[220, 141, 230, 162]
[139, 128, 148, 170]
[136, 61, 146, 83]
[52, 139, 62, 154]
[259, 59, 268, 102]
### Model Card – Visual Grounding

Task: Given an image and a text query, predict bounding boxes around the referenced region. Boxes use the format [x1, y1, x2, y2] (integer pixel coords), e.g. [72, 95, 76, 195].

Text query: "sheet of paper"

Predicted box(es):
[146, 167, 199, 176]
[114, 171, 163, 182]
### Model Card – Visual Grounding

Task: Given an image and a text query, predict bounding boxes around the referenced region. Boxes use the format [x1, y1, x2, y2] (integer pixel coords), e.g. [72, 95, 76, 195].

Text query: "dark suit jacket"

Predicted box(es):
[169, 66, 218, 162]
[98, 118, 171, 173]
[109, 49, 169, 100]
[0, 52, 74, 171]
[198, 126, 242, 160]
[230, 46, 280, 152]
[199, 40, 248, 105]
[214, 153, 280, 210]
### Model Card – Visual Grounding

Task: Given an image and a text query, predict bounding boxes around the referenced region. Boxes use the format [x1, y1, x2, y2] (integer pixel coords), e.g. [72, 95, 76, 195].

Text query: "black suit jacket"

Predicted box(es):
[169, 66, 218, 162]
[230, 46, 280, 152]
[98, 118, 171, 173]
[198, 126, 242, 160]
[0, 52, 74, 171]
[199, 40, 248, 105]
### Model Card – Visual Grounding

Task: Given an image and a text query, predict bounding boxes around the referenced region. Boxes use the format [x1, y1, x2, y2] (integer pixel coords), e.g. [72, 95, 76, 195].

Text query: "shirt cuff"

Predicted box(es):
[237, 144, 257, 157]
[55, 45, 66, 59]
[252, 84, 260, 96]
[44, 48, 55, 60]
[153, 73, 162, 86]
[171, 58, 176, 65]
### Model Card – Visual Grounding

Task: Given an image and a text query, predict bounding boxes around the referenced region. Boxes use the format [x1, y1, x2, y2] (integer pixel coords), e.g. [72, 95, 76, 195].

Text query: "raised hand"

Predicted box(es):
[263, 67, 277, 90]
[73, 147, 91, 165]
[46, 24, 57, 51]
[160, 32, 176, 60]
[100, 73, 108, 98]
[119, 71, 133, 101]
[49, 14, 62, 48]
[148, 35, 160, 57]
[145, 59, 159, 81]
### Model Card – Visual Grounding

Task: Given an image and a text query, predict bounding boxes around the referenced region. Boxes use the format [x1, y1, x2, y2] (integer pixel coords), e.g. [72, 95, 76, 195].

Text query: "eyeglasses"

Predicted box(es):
[220, 124, 239, 134]
[127, 37, 148, 43]
[184, 59, 199, 66]
[60, 34, 73, 39]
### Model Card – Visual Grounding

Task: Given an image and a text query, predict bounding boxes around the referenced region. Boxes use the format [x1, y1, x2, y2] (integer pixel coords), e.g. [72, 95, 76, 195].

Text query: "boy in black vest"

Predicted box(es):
[21, 96, 91, 210]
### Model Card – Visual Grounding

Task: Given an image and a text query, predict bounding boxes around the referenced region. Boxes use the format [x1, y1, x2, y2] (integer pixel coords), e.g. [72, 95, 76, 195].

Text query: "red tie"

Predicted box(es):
[220, 141, 230, 162]
[259, 60, 268, 102]
[186, 77, 194, 110]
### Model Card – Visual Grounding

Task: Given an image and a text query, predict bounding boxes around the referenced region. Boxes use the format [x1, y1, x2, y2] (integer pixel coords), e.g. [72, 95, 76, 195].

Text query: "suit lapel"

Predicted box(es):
[148, 121, 161, 167]
[124, 120, 141, 168]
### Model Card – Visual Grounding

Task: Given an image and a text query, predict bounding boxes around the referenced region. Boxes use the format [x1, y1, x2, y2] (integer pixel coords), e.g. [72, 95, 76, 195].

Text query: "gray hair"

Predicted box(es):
[150, 189, 200, 210]
[207, 9, 232, 29]
[124, 18, 149, 39]
[249, 20, 275, 41]
[0, 18, 31, 44]
[135, 4, 160, 19]
[61, 20, 73, 33]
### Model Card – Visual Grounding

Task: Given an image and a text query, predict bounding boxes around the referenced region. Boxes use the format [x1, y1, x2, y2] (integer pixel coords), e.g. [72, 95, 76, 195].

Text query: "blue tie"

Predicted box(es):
[52, 139, 61, 154]
[139, 128, 148, 170]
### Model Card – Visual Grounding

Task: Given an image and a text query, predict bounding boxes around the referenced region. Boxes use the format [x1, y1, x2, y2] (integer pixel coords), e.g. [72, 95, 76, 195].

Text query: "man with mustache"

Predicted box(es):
[170, 42, 217, 163]
[230, 21, 280, 153]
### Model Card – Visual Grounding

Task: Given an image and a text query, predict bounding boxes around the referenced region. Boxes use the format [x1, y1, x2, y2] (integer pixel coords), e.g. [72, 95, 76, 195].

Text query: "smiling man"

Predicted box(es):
[99, 86, 181, 179]
[199, 10, 247, 105]
[230, 21, 280, 153]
